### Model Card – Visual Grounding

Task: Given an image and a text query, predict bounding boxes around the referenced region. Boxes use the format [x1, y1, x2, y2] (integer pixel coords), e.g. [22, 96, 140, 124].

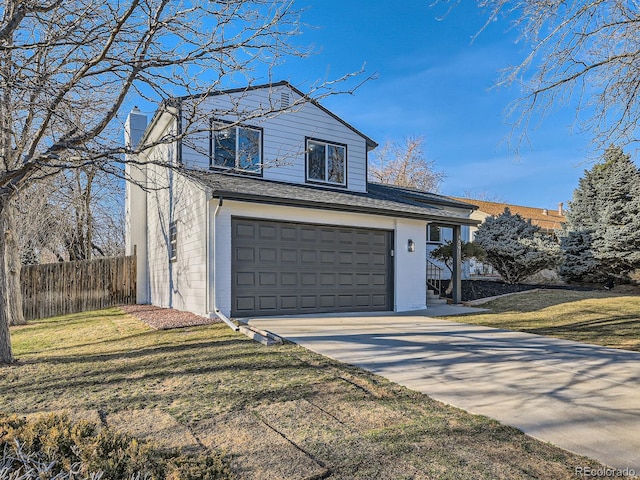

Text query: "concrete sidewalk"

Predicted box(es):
[248, 308, 640, 472]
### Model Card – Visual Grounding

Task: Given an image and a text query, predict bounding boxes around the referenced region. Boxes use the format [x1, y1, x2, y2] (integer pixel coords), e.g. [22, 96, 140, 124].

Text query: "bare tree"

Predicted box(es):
[457, 190, 506, 203]
[457, 1, 640, 148]
[14, 169, 124, 266]
[368, 136, 444, 192]
[14, 181, 68, 265]
[53, 167, 125, 261]
[0, 0, 353, 363]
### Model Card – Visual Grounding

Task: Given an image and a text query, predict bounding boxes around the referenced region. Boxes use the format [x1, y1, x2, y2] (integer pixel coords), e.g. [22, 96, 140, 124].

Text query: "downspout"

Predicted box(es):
[207, 191, 239, 331]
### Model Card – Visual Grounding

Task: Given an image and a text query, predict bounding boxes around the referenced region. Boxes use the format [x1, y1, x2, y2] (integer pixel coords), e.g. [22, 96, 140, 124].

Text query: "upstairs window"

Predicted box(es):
[306, 138, 346, 186]
[211, 123, 262, 173]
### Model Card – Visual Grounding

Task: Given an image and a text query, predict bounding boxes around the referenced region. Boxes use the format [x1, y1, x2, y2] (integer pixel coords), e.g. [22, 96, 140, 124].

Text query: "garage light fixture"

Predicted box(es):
[407, 239, 415, 252]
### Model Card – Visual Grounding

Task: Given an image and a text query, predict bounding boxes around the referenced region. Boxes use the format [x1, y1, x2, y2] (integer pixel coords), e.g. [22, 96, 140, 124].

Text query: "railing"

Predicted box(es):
[426, 260, 443, 296]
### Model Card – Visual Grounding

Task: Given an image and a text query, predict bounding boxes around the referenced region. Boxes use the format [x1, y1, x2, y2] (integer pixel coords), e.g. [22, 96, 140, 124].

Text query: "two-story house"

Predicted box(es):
[125, 82, 478, 322]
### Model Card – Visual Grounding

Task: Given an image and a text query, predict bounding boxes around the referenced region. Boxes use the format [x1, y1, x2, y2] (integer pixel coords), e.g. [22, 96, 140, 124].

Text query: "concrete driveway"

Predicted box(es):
[247, 307, 640, 472]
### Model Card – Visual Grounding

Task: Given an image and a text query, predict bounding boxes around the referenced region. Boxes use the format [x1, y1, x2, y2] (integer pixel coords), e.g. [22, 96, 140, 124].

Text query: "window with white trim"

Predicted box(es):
[306, 139, 346, 186]
[211, 123, 262, 173]
[169, 221, 178, 262]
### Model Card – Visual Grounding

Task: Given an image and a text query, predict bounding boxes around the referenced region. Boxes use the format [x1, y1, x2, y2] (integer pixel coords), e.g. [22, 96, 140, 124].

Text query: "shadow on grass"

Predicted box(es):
[528, 315, 640, 349]
[16, 337, 254, 366]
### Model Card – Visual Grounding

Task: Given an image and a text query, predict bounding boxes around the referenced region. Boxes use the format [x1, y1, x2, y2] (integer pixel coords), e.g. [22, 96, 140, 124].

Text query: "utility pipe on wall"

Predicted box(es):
[207, 193, 238, 331]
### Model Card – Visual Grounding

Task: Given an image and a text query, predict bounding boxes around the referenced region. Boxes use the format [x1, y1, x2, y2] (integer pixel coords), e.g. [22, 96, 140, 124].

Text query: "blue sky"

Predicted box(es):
[272, 0, 597, 209]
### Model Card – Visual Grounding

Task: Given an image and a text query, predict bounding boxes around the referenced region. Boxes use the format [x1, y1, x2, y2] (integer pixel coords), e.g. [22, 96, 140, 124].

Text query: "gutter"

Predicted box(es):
[204, 191, 481, 227]
[207, 192, 239, 332]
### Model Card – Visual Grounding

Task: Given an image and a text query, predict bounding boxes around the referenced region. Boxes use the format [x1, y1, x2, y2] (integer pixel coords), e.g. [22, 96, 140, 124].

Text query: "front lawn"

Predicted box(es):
[448, 289, 640, 351]
[1, 308, 607, 479]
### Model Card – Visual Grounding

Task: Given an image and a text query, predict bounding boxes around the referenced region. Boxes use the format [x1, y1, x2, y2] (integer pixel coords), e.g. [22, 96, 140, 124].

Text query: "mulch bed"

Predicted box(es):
[119, 304, 222, 330]
[442, 280, 600, 302]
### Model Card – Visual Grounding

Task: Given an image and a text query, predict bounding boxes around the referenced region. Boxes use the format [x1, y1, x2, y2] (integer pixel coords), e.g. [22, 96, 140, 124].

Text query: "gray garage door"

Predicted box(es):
[231, 218, 393, 317]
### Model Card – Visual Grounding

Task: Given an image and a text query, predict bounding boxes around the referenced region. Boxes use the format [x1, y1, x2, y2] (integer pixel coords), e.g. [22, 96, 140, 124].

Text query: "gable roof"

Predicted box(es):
[187, 170, 479, 226]
[145, 81, 378, 150]
[451, 197, 566, 231]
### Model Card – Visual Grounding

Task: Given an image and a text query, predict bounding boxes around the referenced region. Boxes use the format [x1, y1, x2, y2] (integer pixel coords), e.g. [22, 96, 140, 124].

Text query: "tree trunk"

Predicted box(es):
[0, 197, 25, 363]
[0, 199, 19, 362]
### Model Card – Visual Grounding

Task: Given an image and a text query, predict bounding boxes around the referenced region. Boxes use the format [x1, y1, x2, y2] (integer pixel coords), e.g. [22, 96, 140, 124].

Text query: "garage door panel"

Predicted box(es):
[320, 251, 335, 263]
[339, 252, 353, 264]
[259, 225, 277, 240]
[355, 231, 371, 245]
[231, 218, 393, 316]
[236, 272, 255, 287]
[235, 223, 255, 238]
[301, 295, 318, 308]
[371, 253, 388, 266]
[320, 229, 337, 242]
[301, 228, 316, 242]
[320, 295, 336, 308]
[281, 249, 298, 262]
[235, 247, 254, 262]
[355, 252, 370, 264]
[372, 294, 387, 306]
[281, 272, 298, 286]
[258, 272, 277, 287]
[300, 250, 317, 263]
[259, 296, 278, 311]
[235, 297, 256, 312]
[320, 273, 336, 285]
[372, 232, 387, 246]
[280, 226, 297, 241]
[258, 248, 277, 262]
[301, 273, 317, 285]
[280, 296, 298, 310]
[355, 294, 370, 306]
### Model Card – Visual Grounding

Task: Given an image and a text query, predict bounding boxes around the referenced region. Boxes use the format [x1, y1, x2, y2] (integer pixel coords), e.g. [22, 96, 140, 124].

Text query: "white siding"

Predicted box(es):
[212, 200, 427, 317]
[144, 137, 209, 316]
[180, 85, 369, 193]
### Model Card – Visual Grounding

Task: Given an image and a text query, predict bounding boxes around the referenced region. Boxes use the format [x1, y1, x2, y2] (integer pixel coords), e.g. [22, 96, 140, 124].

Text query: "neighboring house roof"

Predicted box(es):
[451, 197, 566, 231]
[187, 171, 480, 226]
[144, 80, 378, 150]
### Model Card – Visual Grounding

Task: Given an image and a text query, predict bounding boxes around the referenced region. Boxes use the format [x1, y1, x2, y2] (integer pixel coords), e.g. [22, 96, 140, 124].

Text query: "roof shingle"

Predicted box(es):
[451, 197, 566, 231]
[186, 170, 479, 226]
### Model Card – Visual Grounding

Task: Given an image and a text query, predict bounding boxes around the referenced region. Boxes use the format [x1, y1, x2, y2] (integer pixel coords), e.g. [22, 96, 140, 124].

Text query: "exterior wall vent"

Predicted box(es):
[281, 91, 290, 109]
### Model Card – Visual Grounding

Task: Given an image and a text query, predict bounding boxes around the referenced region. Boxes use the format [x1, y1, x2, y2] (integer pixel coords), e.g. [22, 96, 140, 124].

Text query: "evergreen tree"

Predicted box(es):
[558, 230, 605, 283]
[594, 148, 640, 278]
[474, 208, 561, 284]
[562, 146, 640, 282]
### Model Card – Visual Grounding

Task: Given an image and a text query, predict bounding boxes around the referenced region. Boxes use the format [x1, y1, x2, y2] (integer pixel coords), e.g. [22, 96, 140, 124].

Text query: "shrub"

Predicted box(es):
[474, 208, 561, 284]
[0, 413, 235, 480]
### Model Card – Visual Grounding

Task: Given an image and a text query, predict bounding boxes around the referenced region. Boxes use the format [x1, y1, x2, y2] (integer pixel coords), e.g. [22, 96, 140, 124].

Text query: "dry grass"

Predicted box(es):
[450, 289, 640, 351]
[1, 307, 607, 479]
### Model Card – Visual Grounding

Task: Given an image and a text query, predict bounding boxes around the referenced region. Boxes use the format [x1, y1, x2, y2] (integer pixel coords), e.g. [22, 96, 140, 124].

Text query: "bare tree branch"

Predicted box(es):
[438, 0, 640, 149]
[368, 136, 445, 193]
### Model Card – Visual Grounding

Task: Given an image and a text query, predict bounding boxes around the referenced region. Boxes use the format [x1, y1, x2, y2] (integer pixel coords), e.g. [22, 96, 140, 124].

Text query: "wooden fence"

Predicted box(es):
[21, 255, 137, 321]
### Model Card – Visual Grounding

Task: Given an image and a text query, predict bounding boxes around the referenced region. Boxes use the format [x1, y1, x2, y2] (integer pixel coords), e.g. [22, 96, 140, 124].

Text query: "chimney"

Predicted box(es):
[558, 202, 564, 216]
[125, 106, 148, 150]
[542, 209, 548, 215]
